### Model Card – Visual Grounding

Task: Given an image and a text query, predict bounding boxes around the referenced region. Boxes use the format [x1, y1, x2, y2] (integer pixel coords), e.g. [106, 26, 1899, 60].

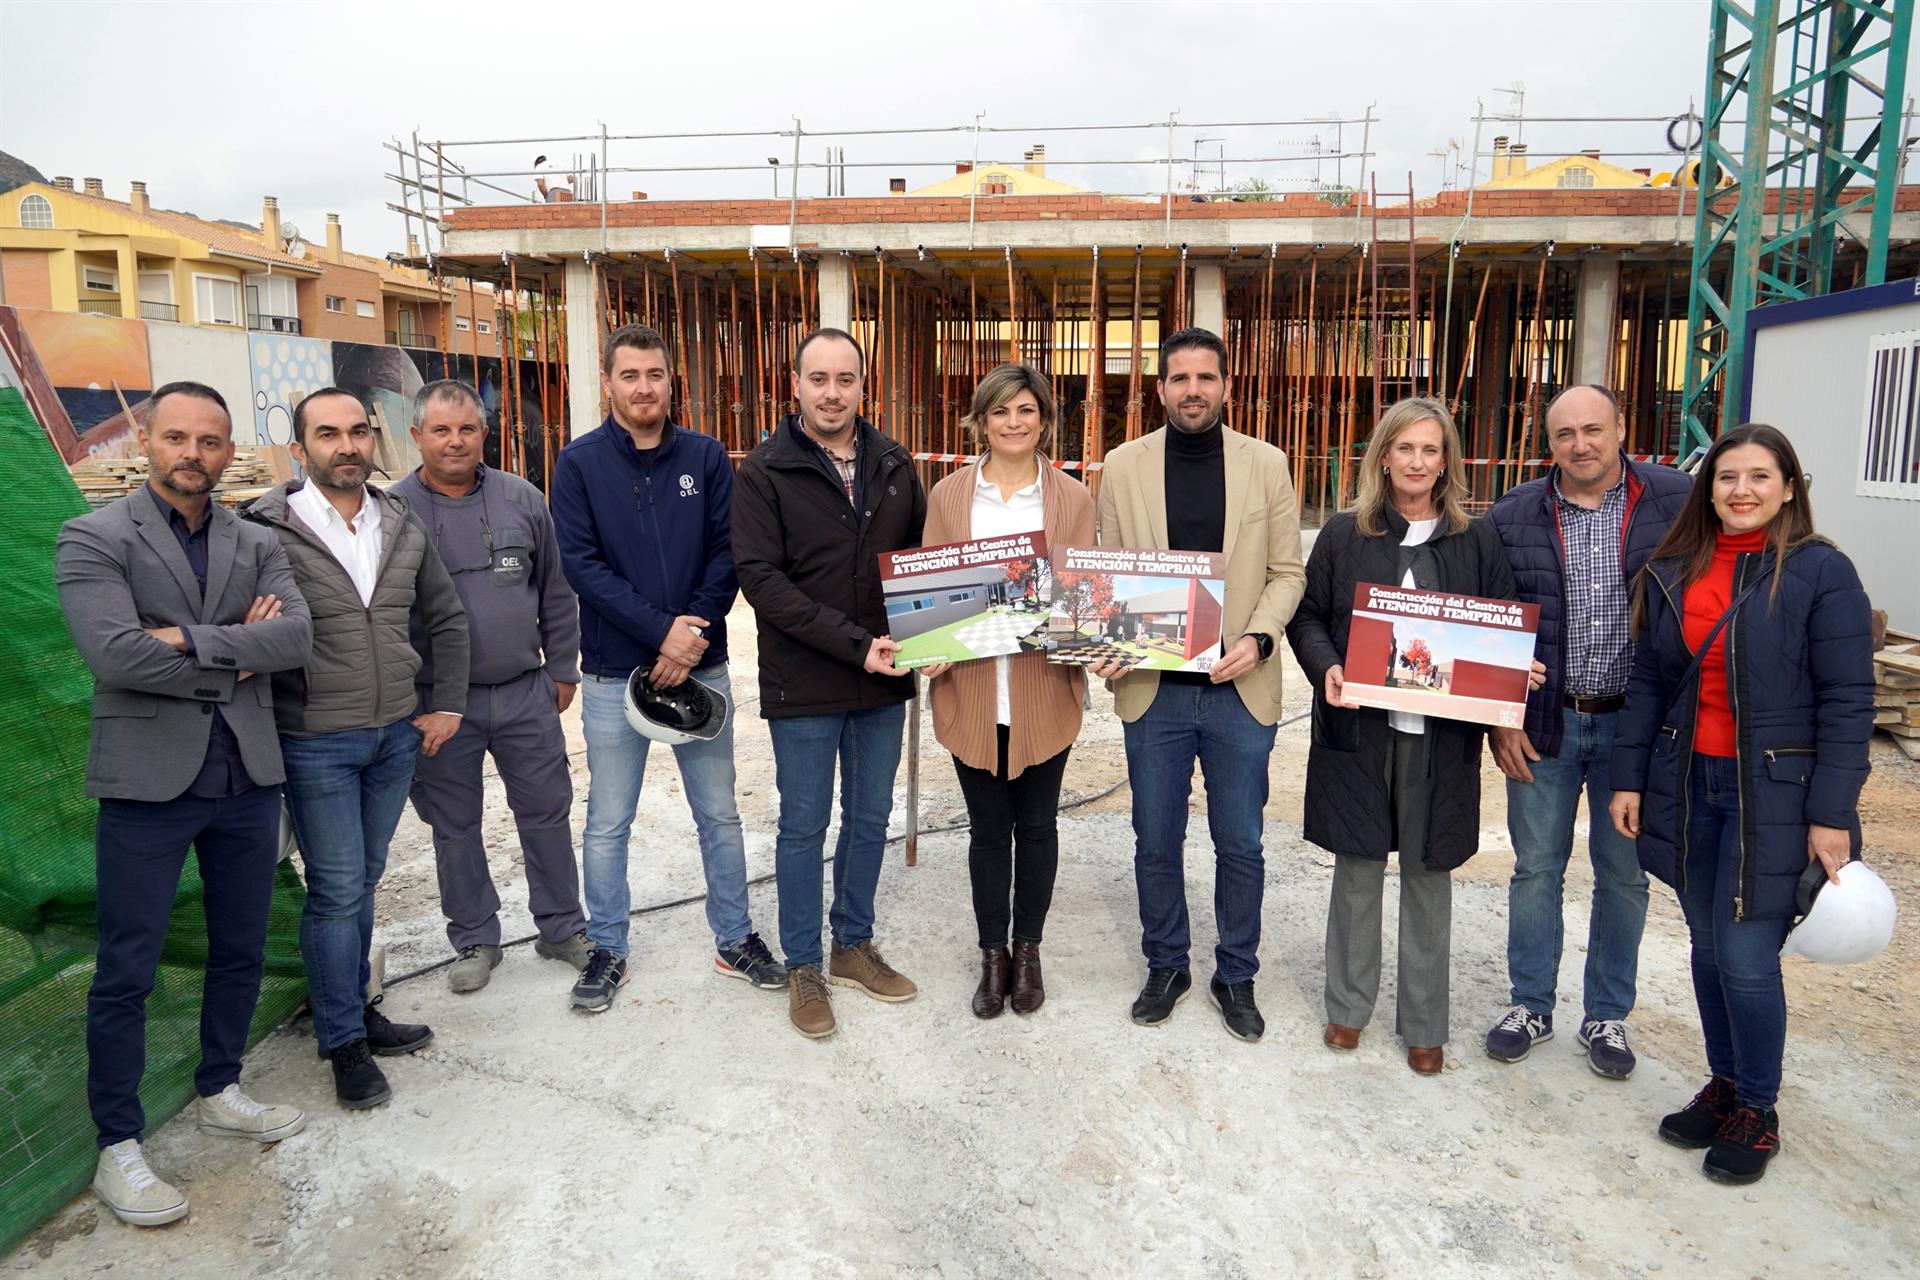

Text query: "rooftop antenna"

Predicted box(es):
[1492, 81, 1526, 145]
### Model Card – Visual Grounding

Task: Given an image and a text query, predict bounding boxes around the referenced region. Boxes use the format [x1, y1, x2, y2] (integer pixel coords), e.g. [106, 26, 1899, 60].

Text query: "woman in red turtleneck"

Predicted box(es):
[1683, 524, 1769, 760]
[1607, 424, 1874, 1189]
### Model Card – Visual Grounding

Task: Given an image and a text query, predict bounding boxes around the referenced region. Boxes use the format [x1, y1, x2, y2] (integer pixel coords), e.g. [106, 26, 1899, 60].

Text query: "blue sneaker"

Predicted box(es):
[1578, 1017, 1637, 1080]
[570, 948, 629, 1013]
[1485, 1005, 1553, 1062]
[715, 932, 787, 990]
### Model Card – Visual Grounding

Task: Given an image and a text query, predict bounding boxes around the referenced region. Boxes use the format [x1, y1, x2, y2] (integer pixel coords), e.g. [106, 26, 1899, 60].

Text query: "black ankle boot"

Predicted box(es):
[1659, 1076, 1736, 1148]
[329, 1038, 392, 1110]
[364, 994, 433, 1056]
[1703, 1102, 1781, 1185]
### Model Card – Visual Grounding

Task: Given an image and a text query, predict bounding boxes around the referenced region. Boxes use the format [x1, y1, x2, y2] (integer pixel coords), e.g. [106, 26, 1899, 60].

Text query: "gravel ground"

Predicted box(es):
[10, 599, 1918, 1279]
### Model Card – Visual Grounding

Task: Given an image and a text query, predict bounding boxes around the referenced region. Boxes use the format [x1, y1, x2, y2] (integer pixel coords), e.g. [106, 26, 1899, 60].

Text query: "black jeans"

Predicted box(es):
[951, 726, 1070, 948]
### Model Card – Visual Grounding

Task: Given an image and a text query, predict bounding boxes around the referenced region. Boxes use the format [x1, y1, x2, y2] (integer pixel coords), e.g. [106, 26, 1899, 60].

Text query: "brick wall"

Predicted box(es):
[448, 185, 1920, 234]
[1, 249, 53, 311]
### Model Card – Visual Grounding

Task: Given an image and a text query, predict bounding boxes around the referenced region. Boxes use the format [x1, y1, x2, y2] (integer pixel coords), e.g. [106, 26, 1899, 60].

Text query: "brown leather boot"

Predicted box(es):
[1009, 941, 1045, 1014]
[1407, 1046, 1444, 1075]
[828, 939, 918, 1002]
[972, 948, 1009, 1019]
[1324, 1023, 1362, 1051]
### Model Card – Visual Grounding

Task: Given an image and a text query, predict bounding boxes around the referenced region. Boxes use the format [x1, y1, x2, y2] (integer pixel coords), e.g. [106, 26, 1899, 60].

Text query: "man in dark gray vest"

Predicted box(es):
[393, 380, 589, 993]
[56, 381, 313, 1226]
[245, 387, 468, 1111]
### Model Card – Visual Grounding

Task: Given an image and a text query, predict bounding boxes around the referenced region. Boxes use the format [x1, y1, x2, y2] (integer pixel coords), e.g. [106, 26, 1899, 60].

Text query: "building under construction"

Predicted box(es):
[394, 114, 1920, 516]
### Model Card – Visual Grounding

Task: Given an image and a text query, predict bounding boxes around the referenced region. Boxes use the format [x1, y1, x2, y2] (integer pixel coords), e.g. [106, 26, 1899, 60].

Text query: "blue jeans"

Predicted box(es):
[581, 666, 752, 956]
[766, 703, 906, 971]
[1680, 755, 1791, 1108]
[1505, 705, 1648, 1021]
[1122, 680, 1276, 985]
[281, 719, 421, 1053]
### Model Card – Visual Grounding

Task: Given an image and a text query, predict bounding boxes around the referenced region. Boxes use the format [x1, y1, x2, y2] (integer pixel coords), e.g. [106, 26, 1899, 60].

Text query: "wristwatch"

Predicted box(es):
[1253, 632, 1275, 662]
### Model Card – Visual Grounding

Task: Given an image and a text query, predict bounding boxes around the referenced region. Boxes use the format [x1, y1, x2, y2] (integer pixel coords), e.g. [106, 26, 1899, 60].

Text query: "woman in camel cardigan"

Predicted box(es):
[920, 364, 1095, 1019]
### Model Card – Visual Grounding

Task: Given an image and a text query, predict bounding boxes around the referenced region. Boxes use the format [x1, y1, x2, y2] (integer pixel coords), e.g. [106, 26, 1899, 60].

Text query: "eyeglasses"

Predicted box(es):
[435, 508, 495, 575]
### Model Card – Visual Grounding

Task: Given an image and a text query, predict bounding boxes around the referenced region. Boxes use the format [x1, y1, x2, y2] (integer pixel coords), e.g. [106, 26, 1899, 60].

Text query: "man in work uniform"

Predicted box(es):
[1094, 326, 1306, 1044]
[1484, 384, 1692, 1078]
[245, 387, 469, 1110]
[551, 323, 785, 1014]
[57, 381, 314, 1226]
[733, 327, 928, 1040]
[392, 379, 591, 994]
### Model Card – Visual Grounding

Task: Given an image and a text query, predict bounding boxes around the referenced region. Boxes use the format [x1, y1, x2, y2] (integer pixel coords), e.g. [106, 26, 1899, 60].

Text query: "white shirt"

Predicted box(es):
[290, 481, 384, 607]
[1389, 517, 1440, 735]
[969, 459, 1046, 726]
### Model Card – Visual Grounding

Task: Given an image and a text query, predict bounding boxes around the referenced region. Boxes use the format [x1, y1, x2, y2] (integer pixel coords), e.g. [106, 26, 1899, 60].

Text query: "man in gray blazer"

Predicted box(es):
[55, 381, 314, 1228]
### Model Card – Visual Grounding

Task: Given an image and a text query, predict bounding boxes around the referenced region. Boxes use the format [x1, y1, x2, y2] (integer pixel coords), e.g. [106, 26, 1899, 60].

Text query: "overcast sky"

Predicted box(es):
[3, 1, 1752, 256]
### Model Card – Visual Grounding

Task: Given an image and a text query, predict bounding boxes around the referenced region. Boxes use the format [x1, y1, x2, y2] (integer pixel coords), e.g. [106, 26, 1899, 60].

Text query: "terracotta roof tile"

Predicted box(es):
[56, 188, 321, 271]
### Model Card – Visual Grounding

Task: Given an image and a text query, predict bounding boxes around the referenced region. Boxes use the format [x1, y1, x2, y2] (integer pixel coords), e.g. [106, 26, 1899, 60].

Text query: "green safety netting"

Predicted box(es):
[0, 387, 309, 1256]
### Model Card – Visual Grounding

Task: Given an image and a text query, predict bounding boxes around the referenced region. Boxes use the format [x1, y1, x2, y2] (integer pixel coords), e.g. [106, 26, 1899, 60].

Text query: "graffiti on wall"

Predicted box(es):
[4, 305, 559, 481]
[249, 334, 334, 447]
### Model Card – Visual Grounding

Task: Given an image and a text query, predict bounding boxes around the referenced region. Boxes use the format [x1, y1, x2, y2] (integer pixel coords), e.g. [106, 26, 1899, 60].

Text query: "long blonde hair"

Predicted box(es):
[1354, 396, 1472, 537]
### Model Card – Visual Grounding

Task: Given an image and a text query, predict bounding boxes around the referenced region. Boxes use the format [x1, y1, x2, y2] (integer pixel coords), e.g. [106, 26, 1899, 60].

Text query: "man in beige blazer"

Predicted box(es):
[1094, 327, 1305, 1043]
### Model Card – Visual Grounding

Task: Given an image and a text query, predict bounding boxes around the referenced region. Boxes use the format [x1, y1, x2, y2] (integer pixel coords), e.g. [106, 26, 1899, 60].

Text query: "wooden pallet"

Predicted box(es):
[68, 449, 283, 507]
[1874, 631, 1920, 758]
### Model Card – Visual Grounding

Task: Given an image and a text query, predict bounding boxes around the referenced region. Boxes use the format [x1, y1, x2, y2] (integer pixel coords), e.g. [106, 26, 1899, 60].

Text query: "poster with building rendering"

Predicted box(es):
[1038, 546, 1227, 673]
[1338, 583, 1540, 728]
[880, 533, 1052, 669]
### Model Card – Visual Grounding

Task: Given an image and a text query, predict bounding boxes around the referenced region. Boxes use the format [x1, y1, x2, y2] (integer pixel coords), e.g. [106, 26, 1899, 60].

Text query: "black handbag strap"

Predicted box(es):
[1673, 565, 1773, 695]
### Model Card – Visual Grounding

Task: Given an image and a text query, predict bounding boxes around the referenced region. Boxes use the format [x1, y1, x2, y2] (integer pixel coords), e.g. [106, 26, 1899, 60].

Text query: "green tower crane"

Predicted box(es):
[1680, 0, 1914, 453]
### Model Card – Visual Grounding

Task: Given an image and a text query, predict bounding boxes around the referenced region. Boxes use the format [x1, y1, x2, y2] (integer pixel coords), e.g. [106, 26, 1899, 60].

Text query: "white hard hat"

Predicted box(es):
[1782, 860, 1897, 965]
[624, 668, 729, 746]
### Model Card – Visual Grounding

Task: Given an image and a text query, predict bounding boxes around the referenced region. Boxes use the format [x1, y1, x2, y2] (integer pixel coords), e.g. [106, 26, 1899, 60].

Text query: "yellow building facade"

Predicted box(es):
[0, 181, 319, 327]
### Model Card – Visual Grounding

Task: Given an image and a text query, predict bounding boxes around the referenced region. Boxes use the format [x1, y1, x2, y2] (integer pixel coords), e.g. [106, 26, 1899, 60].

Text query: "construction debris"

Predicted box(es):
[1874, 629, 1920, 761]
[67, 448, 289, 510]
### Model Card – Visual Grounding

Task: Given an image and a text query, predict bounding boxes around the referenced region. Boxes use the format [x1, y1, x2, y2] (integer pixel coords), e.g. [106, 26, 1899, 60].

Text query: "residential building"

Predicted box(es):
[0, 175, 499, 354]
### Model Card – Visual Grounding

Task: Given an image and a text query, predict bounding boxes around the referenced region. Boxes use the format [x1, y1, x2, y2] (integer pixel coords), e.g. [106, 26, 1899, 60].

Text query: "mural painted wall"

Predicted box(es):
[14, 309, 151, 440]
[249, 334, 334, 447]
[1, 304, 560, 480]
[147, 325, 253, 444]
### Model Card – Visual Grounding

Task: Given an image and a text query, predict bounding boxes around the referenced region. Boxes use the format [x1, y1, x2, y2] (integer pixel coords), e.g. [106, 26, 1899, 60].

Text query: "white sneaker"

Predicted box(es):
[196, 1083, 306, 1142]
[92, 1139, 188, 1226]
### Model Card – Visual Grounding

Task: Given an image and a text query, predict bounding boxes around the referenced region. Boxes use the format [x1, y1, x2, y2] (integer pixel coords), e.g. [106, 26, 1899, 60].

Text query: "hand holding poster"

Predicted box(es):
[1339, 583, 1540, 729]
[880, 533, 1052, 669]
[1040, 546, 1227, 673]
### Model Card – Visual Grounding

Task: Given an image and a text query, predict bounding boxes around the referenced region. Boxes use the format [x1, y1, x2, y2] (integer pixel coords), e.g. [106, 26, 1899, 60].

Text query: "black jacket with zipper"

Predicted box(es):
[1286, 507, 1518, 871]
[1610, 539, 1874, 921]
[732, 415, 926, 719]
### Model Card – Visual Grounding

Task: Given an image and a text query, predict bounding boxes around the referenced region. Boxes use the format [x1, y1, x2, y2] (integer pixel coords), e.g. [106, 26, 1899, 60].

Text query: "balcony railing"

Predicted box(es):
[247, 311, 301, 335]
[139, 301, 179, 322]
[77, 298, 120, 315]
[386, 329, 430, 348]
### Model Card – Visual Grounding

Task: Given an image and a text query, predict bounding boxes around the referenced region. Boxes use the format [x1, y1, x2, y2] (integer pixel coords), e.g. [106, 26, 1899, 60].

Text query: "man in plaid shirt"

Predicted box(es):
[1484, 385, 1693, 1081]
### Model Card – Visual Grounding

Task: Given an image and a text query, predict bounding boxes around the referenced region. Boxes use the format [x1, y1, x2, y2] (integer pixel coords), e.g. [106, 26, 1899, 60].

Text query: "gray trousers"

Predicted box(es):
[410, 669, 586, 950]
[1324, 728, 1454, 1047]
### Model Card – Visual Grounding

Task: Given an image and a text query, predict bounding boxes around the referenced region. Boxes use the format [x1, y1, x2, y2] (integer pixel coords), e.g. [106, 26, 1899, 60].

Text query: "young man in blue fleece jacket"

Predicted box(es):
[549, 323, 785, 1012]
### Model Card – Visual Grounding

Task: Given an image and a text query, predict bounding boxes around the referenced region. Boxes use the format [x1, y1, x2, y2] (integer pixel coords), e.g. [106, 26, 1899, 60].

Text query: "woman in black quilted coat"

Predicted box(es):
[1608, 423, 1873, 1187]
[1287, 397, 1532, 1075]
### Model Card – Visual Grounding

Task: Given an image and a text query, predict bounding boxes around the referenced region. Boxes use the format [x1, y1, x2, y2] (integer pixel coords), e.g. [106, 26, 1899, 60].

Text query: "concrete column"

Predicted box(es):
[1572, 255, 1621, 387]
[816, 255, 852, 331]
[115, 239, 139, 320]
[563, 256, 604, 439]
[1192, 263, 1225, 337]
